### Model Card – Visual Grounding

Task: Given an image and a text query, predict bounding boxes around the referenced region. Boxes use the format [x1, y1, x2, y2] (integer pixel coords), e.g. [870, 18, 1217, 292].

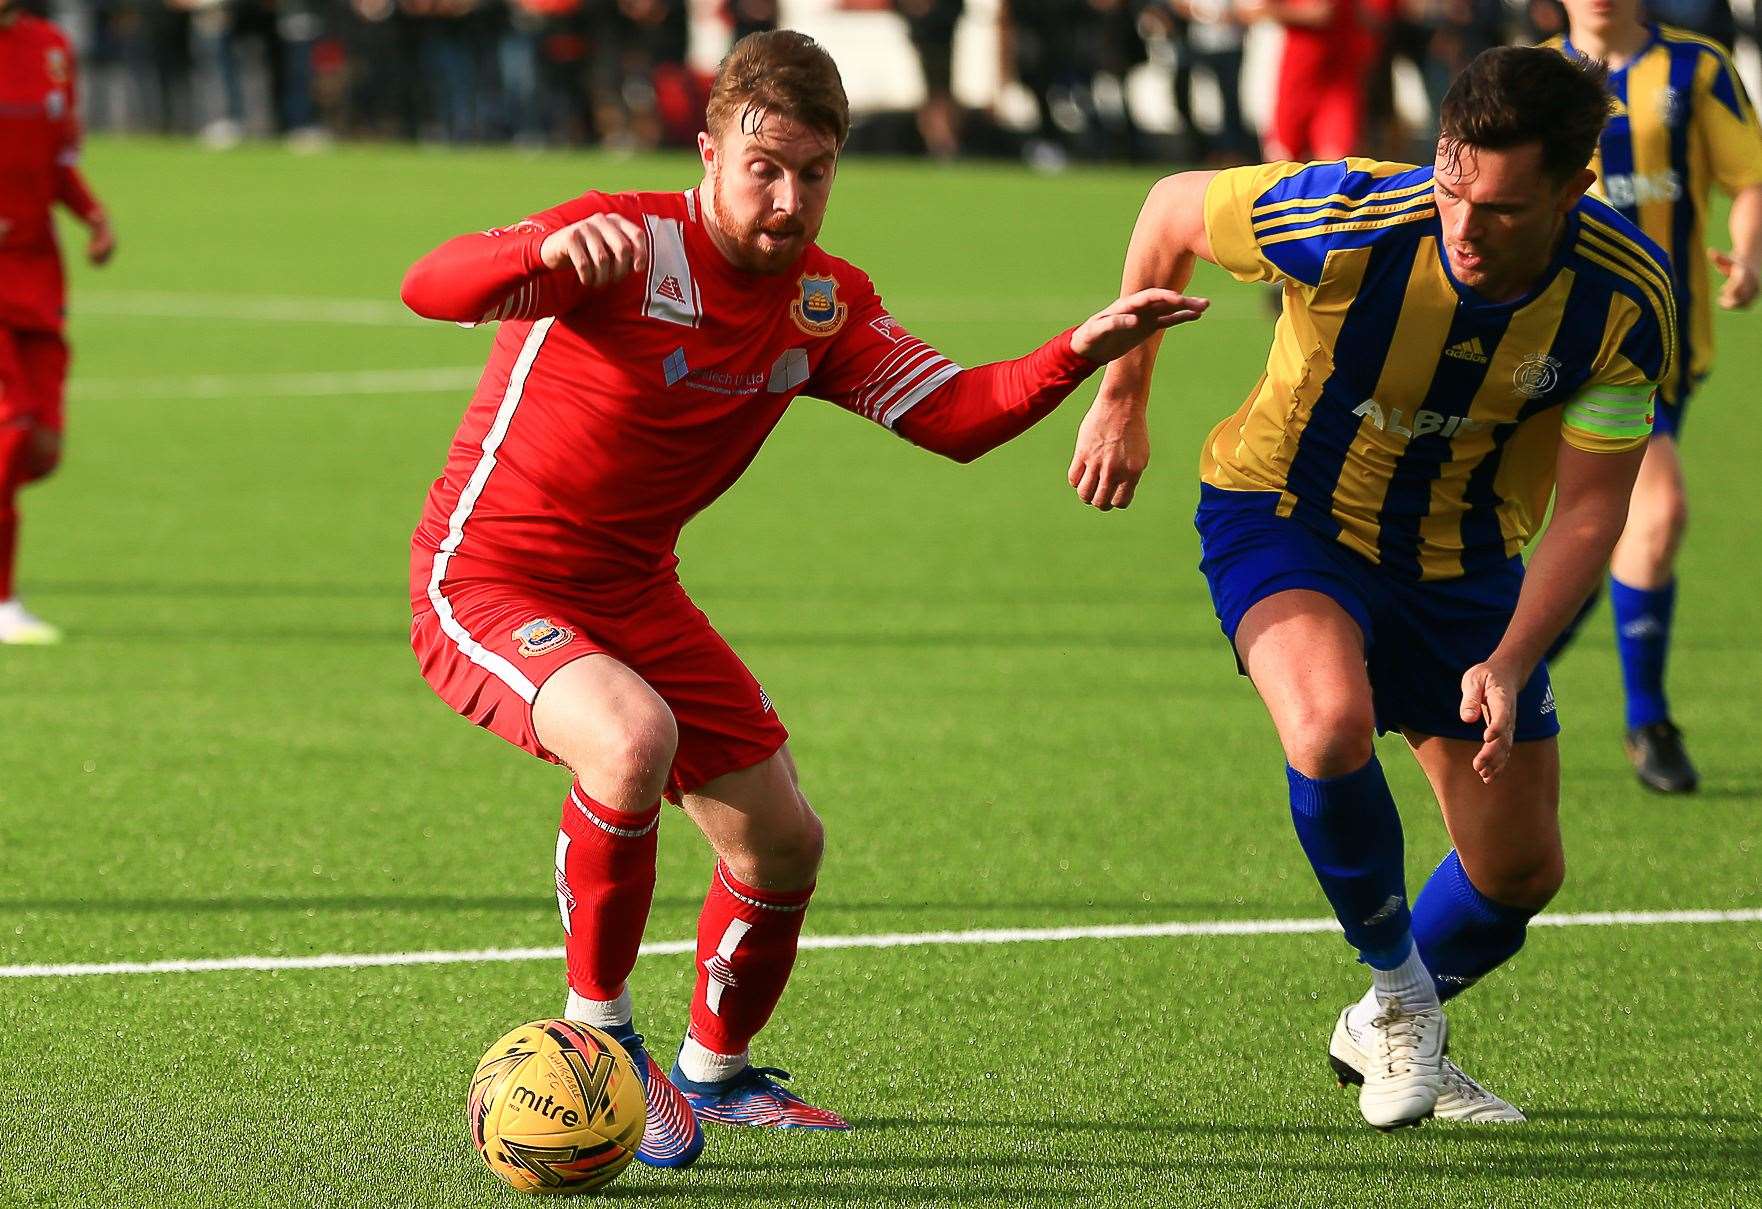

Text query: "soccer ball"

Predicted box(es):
[468, 1020, 646, 1195]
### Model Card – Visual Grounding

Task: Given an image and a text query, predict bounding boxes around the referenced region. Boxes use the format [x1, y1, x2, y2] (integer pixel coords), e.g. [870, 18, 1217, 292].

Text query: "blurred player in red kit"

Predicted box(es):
[400, 30, 1205, 1167]
[0, 0, 115, 645]
[1254, 0, 1391, 161]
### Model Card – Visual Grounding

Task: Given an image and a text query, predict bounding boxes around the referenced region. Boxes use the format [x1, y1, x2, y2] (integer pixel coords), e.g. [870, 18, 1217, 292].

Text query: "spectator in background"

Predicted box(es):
[1011, 0, 1146, 166]
[1251, 0, 1383, 161]
[724, 0, 778, 43]
[193, 0, 324, 147]
[894, 0, 964, 158]
[407, 0, 486, 143]
[592, 0, 689, 150]
[1366, 0, 1443, 160]
[1146, 0, 1252, 164]
[499, 0, 591, 145]
[1645, 0, 1736, 49]
[1431, 0, 1506, 81]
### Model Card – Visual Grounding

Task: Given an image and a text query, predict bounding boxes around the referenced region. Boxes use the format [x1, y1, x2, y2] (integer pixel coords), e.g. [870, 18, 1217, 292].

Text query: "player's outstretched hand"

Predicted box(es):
[1708, 248, 1758, 310]
[1070, 288, 1208, 365]
[87, 216, 116, 267]
[1459, 659, 1520, 783]
[541, 214, 649, 289]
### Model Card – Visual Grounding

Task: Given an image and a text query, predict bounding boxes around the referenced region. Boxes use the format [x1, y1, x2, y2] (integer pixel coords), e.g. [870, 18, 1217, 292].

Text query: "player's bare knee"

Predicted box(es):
[1475, 849, 1564, 912]
[550, 709, 677, 810]
[1281, 704, 1376, 779]
[726, 797, 823, 887]
[776, 798, 825, 878]
[594, 714, 679, 806]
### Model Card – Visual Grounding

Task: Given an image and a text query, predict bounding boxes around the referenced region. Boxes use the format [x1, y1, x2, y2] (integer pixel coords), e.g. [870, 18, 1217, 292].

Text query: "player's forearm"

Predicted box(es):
[1494, 471, 1639, 678]
[894, 327, 1098, 463]
[1728, 184, 1762, 272]
[401, 228, 557, 323]
[54, 164, 104, 226]
[1095, 172, 1212, 413]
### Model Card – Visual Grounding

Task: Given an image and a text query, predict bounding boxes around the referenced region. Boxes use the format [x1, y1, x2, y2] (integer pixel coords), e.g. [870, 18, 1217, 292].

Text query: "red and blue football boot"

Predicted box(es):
[615, 1032, 705, 1168]
[668, 1064, 850, 1130]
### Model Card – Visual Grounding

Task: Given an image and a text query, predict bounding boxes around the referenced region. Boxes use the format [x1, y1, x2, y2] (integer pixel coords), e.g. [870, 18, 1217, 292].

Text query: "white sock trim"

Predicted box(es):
[564, 985, 633, 1031]
[677, 1034, 748, 1084]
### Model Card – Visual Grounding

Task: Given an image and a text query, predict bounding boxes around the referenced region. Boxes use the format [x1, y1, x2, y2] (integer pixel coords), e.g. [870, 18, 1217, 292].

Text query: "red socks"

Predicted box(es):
[0, 422, 27, 601]
[556, 784, 660, 1001]
[554, 787, 814, 1060]
[687, 861, 814, 1057]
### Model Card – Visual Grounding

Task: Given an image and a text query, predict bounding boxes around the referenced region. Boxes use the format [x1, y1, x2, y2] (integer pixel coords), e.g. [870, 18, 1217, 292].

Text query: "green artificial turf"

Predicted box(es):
[0, 138, 1757, 1207]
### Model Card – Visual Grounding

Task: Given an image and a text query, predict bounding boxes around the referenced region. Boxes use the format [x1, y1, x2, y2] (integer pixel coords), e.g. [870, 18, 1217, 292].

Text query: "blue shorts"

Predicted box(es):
[1654, 373, 1702, 439]
[1194, 485, 1560, 743]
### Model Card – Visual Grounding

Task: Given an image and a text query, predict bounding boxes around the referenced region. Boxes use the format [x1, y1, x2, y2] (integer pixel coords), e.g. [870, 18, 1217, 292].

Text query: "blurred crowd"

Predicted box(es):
[19, 0, 1762, 161]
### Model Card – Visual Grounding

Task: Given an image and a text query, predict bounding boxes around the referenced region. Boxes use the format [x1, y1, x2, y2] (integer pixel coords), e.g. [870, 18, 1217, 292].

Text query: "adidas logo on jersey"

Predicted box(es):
[1540, 685, 1557, 716]
[657, 275, 686, 304]
[1445, 337, 1489, 363]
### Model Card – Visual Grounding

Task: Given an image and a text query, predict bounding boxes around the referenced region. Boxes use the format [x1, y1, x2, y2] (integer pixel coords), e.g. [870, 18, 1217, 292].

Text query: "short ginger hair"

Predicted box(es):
[705, 30, 851, 149]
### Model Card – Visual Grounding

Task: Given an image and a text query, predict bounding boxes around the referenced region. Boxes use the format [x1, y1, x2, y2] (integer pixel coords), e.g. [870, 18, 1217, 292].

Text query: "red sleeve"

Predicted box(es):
[399, 192, 617, 324]
[894, 330, 1096, 463]
[51, 34, 102, 224]
[55, 165, 103, 224]
[809, 272, 1097, 463]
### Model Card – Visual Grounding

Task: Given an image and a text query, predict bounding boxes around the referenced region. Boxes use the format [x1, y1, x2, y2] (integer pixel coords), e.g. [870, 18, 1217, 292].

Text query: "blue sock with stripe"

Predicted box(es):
[1286, 758, 1412, 969]
[1610, 576, 1675, 729]
[1412, 850, 1536, 1002]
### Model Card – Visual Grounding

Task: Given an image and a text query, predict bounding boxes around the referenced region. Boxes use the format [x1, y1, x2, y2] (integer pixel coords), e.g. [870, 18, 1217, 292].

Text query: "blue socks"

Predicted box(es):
[1611, 577, 1675, 729]
[1412, 850, 1536, 1002]
[1287, 758, 1413, 969]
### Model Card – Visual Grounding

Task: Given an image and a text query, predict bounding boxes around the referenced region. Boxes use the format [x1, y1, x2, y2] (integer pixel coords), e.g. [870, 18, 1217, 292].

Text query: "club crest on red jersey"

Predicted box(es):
[513, 618, 574, 658]
[47, 49, 68, 83]
[791, 274, 847, 337]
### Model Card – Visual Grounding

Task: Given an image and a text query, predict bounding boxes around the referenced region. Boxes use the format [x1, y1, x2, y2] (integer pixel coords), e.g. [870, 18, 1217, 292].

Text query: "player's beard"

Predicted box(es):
[709, 164, 811, 275]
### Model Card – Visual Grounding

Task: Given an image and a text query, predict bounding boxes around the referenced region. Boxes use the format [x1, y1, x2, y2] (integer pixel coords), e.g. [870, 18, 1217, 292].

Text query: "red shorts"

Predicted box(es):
[0, 327, 68, 435]
[411, 569, 789, 800]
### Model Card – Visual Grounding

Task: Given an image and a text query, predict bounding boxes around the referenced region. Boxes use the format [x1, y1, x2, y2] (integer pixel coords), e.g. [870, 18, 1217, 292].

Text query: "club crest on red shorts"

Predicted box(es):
[513, 617, 574, 658]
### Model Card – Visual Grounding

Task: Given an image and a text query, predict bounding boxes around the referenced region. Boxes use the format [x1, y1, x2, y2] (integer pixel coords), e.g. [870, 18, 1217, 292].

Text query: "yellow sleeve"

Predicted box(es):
[1696, 46, 1762, 194]
[1202, 162, 1309, 285]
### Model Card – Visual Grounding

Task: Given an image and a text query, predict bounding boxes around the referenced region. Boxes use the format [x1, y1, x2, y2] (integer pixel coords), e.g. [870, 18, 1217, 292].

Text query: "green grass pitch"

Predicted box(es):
[0, 139, 1758, 1207]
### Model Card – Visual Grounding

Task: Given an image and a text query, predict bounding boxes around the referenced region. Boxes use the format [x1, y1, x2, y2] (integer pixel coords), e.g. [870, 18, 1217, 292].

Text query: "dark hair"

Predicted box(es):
[706, 30, 850, 149]
[1438, 47, 1612, 180]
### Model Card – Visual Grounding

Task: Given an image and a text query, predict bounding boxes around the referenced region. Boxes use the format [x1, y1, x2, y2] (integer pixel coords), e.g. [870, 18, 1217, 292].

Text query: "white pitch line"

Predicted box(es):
[73, 290, 1149, 329]
[2, 907, 1758, 980]
[77, 291, 420, 327]
[71, 366, 484, 400]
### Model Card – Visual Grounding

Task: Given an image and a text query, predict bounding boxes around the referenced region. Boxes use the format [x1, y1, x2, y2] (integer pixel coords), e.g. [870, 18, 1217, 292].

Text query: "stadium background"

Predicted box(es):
[2, 1, 1761, 1206]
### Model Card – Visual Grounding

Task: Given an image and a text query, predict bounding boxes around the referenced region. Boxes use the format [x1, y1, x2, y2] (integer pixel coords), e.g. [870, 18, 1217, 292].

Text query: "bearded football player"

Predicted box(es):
[401, 30, 1205, 1167]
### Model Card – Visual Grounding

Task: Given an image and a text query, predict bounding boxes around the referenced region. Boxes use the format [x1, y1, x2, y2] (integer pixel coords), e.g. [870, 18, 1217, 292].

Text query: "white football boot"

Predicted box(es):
[1332, 997, 1447, 1130]
[1330, 1004, 1524, 1123]
[0, 600, 61, 645]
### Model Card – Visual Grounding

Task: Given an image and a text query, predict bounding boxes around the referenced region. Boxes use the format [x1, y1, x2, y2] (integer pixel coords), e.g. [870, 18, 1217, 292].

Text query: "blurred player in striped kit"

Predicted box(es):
[1547, 0, 1762, 792]
[0, 0, 115, 645]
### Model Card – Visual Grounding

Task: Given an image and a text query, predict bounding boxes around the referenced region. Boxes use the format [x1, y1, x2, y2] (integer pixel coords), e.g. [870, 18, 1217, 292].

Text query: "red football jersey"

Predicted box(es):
[0, 14, 96, 330]
[408, 187, 1094, 599]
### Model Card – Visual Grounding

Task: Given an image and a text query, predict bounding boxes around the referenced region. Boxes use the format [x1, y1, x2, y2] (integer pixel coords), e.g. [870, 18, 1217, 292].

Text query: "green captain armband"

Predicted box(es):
[1561, 383, 1656, 452]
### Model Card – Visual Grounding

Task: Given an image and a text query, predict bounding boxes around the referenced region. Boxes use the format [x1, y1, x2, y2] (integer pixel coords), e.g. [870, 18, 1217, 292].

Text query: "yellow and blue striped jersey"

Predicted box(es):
[1549, 25, 1762, 398]
[1202, 158, 1676, 581]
